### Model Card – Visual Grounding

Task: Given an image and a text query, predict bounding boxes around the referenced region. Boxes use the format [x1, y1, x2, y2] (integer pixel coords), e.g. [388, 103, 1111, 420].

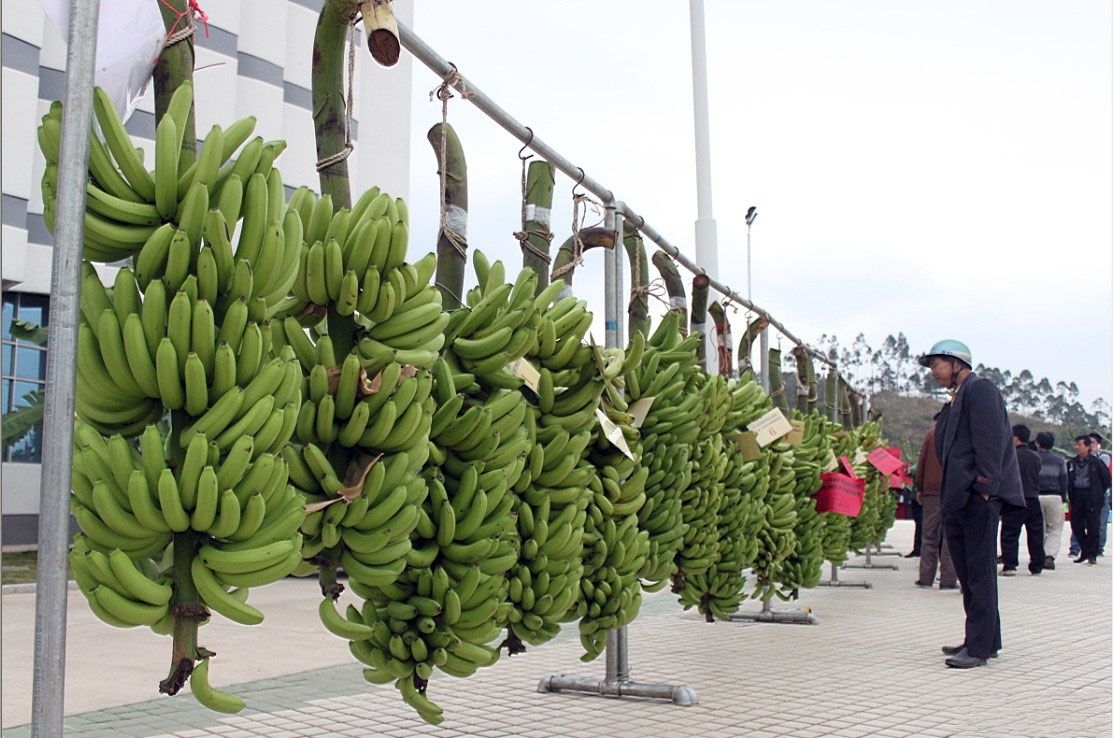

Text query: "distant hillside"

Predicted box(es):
[868, 391, 1085, 463]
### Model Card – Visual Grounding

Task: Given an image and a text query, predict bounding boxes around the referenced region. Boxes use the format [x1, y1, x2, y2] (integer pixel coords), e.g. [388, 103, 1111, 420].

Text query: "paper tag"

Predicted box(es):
[506, 358, 541, 393]
[734, 431, 763, 461]
[595, 408, 636, 460]
[867, 446, 904, 476]
[628, 396, 655, 429]
[748, 407, 793, 448]
[524, 203, 551, 225]
[786, 419, 805, 446]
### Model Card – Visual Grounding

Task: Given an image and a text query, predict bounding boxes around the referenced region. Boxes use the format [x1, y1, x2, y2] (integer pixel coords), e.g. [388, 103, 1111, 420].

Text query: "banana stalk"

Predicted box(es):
[768, 346, 788, 416]
[428, 122, 468, 308]
[689, 274, 710, 371]
[737, 314, 769, 379]
[520, 160, 555, 290]
[622, 221, 650, 338]
[707, 301, 732, 377]
[359, 0, 400, 67]
[838, 376, 854, 430]
[312, 0, 358, 208]
[153, 0, 197, 172]
[160, 529, 204, 696]
[650, 251, 687, 332]
[792, 345, 813, 414]
[548, 227, 616, 293]
[825, 368, 839, 420]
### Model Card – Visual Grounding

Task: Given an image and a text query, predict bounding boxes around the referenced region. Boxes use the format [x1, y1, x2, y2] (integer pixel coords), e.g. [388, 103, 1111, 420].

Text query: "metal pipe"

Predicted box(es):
[396, 20, 842, 373]
[538, 675, 698, 706]
[604, 202, 619, 350]
[816, 561, 872, 589]
[32, 1, 100, 735]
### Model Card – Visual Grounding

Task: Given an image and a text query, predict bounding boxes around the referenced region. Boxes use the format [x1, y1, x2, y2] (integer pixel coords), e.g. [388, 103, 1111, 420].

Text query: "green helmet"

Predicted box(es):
[918, 339, 972, 368]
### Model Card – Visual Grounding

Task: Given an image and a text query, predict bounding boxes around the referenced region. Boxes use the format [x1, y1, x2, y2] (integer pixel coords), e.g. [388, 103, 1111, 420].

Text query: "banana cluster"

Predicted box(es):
[38, 85, 280, 269]
[748, 447, 801, 603]
[847, 421, 889, 553]
[574, 361, 650, 661]
[626, 314, 704, 590]
[503, 288, 605, 651]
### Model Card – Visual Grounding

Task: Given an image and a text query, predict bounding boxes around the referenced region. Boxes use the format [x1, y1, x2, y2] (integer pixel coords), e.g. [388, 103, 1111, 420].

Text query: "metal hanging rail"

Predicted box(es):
[397, 21, 843, 375]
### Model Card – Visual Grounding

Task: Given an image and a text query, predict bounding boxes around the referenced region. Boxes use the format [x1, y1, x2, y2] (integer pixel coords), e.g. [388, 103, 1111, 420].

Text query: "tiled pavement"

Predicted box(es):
[3, 521, 1111, 737]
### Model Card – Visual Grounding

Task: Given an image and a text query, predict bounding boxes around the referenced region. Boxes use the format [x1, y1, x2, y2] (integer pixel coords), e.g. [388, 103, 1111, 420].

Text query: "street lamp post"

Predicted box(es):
[745, 206, 757, 300]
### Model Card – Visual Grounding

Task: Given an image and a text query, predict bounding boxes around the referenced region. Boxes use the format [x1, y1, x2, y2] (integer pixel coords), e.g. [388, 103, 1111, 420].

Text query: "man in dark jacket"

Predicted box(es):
[1067, 435, 1112, 566]
[1034, 431, 1068, 569]
[919, 339, 1024, 669]
[998, 425, 1044, 576]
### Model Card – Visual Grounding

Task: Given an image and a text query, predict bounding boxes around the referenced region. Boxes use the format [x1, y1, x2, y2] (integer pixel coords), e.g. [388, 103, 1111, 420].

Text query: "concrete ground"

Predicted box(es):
[2, 520, 1110, 737]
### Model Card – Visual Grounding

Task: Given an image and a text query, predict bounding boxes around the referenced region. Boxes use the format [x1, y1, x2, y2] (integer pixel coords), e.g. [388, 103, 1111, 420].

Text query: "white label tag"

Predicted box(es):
[524, 204, 551, 225]
[628, 396, 655, 429]
[749, 407, 793, 448]
[595, 408, 636, 460]
[507, 358, 541, 393]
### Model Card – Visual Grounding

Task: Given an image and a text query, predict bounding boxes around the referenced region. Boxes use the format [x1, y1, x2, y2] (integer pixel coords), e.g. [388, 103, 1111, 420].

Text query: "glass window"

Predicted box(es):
[2, 292, 50, 463]
[16, 346, 46, 379]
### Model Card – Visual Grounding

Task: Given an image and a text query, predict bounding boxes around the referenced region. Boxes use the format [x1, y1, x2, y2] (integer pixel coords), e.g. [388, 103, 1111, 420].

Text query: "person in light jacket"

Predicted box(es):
[919, 340, 1024, 669]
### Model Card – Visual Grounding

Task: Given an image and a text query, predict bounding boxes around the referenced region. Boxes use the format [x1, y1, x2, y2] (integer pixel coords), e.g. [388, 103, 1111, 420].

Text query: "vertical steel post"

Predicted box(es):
[32, 2, 100, 735]
[689, 0, 719, 368]
[603, 202, 619, 350]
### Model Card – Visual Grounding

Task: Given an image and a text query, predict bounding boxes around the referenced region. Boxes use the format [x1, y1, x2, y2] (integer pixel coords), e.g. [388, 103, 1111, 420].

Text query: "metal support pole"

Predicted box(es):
[842, 546, 899, 571]
[730, 595, 819, 625]
[873, 543, 901, 557]
[537, 207, 697, 707]
[759, 328, 770, 393]
[816, 561, 872, 589]
[32, 2, 100, 735]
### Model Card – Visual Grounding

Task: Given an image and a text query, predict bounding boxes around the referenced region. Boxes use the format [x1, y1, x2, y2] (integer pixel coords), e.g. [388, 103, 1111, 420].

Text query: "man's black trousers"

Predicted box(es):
[943, 494, 1003, 660]
[999, 498, 1045, 573]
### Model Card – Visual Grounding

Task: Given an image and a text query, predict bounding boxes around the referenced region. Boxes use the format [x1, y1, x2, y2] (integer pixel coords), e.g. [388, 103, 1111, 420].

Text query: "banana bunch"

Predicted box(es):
[847, 421, 889, 553]
[670, 373, 732, 592]
[38, 85, 278, 268]
[573, 362, 650, 662]
[748, 448, 800, 603]
[503, 288, 604, 651]
[284, 185, 448, 365]
[626, 313, 705, 590]
[668, 372, 757, 619]
[68, 534, 172, 630]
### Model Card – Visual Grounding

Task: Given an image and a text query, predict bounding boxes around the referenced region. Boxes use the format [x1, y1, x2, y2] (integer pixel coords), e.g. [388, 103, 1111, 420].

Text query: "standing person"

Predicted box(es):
[1088, 433, 1111, 556]
[918, 340, 1024, 669]
[1066, 435, 1112, 566]
[1034, 431, 1068, 569]
[998, 425, 1044, 576]
[905, 476, 923, 558]
[914, 421, 958, 590]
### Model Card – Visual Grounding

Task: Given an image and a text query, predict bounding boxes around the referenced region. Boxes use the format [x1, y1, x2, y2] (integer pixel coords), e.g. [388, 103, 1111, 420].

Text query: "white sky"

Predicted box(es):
[404, 1, 1112, 409]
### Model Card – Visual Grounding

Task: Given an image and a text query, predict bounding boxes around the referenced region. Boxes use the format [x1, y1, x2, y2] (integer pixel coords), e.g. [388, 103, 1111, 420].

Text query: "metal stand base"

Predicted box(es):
[872, 543, 902, 557]
[538, 627, 698, 706]
[841, 547, 899, 571]
[729, 598, 820, 625]
[815, 561, 872, 588]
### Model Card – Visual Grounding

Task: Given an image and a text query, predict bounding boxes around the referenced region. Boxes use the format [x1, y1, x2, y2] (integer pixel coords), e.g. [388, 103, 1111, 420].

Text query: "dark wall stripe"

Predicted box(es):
[290, 0, 324, 11]
[37, 66, 64, 102]
[194, 24, 239, 58]
[1, 33, 39, 76]
[123, 109, 156, 140]
[237, 52, 283, 88]
[283, 81, 312, 110]
[2, 195, 28, 229]
[25, 214, 52, 246]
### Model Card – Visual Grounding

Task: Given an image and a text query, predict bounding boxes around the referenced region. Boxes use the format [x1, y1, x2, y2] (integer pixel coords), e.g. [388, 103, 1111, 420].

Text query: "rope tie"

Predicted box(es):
[433, 66, 467, 259]
[159, 0, 208, 49]
[316, 21, 358, 172]
[551, 188, 598, 280]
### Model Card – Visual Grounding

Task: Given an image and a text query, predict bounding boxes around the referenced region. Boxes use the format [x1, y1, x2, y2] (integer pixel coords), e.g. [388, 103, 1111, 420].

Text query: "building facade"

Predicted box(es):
[1, 0, 414, 547]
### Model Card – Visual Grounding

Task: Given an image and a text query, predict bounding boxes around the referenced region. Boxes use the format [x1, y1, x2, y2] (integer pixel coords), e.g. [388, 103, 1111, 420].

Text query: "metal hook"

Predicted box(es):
[518, 127, 534, 161]
[572, 167, 586, 198]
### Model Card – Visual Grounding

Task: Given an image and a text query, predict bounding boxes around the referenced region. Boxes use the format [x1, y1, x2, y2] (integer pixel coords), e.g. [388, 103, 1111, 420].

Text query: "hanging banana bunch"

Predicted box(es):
[503, 284, 602, 652]
[574, 353, 649, 661]
[627, 312, 703, 591]
[847, 420, 888, 553]
[48, 83, 306, 714]
[819, 419, 857, 567]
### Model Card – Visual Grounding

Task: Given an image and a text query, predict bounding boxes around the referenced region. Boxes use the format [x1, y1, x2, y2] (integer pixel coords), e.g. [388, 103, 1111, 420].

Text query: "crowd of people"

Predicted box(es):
[899, 339, 1110, 669]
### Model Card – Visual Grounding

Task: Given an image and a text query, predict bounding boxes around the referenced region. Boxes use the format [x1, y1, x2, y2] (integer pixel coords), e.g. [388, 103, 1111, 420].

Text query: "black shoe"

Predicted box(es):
[905, 551, 919, 558]
[915, 580, 933, 588]
[946, 652, 988, 669]
[942, 644, 997, 658]
[1087, 559, 1097, 566]
[939, 583, 959, 590]
[1074, 557, 1087, 563]
[1044, 556, 1055, 570]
